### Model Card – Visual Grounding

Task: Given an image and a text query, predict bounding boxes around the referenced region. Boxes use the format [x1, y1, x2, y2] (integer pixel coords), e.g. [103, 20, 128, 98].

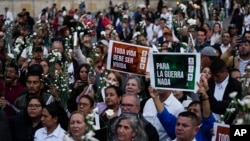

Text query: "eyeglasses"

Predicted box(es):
[28, 104, 41, 109]
[121, 103, 136, 108]
[78, 102, 90, 107]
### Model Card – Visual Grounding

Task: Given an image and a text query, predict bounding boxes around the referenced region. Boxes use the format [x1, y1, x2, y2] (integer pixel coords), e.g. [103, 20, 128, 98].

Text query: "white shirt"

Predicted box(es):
[213, 74, 229, 120]
[74, 14, 79, 21]
[244, 14, 250, 31]
[238, 57, 250, 75]
[143, 93, 185, 141]
[220, 43, 230, 54]
[157, 28, 164, 38]
[160, 12, 172, 29]
[210, 33, 221, 46]
[5, 10, 14, 22]
[34, 124, 66, 141]
[225, 0, 230, 9]
[146, 23, 154, 43]
[67, 62, 75, 84]
[20, 46, 48, 60]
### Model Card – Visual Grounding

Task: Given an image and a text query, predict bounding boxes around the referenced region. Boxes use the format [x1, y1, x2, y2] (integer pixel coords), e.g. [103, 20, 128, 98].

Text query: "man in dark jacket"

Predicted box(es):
[207, 58, 242, 124]
[0, 110, 12, 141]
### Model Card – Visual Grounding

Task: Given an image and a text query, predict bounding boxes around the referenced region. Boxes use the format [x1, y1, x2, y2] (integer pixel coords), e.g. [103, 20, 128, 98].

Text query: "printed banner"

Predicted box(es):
[212, 123, 230, 141]
[149, 53, 200, 92]
[107, 40, 151, 75]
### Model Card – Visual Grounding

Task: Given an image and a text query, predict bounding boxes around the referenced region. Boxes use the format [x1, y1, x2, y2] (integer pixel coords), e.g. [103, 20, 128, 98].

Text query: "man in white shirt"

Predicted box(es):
[143, 89, 185, 141]
[18, 33, 48, 66]
[5, 7, 14, 23]
[219, 32, 231, 54]
[207, 59, 242, 124]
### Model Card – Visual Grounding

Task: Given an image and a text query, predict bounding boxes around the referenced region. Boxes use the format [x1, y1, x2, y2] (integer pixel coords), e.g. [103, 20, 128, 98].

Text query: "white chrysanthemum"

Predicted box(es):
[243, 97, 250, 109]
[101, 31, 106, 36]
[87, 113, 95, 119]
[79, 32, 84, 38]
[86, 130, 95, 138]
[105, 109, 114, 116]
[93, 107, 98, 113]
[229, 92, 237, 98]
[179, 4, 187, 12]
[16, 38, 25, 45]
[8, 53, 14, 59]
[13, 47, 20, 54]
[87, 121, 94, 125]
[230, 108, 236, 112]
[49, 58, 55, 62]
[235, 118, 244, 125]
[187, 18, 196, 26]
[238, 99, 245, 106]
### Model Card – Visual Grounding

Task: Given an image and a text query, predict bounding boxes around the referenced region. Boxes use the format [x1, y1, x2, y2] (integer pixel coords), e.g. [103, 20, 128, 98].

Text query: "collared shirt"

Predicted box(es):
[143, 93, 185, 141]
[20, 46, 48, 60]
[213, 74, 229, 120]
[220, 43, 230, 54]
[34, 124, 66, 141]
[238, 57, 250, 75]
[146, 23, 154, 42]
[210, 33, 221, 46]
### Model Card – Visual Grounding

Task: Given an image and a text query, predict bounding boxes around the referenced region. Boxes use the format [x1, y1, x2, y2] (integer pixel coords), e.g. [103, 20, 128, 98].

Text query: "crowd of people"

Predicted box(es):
[0, 0, 250, 140]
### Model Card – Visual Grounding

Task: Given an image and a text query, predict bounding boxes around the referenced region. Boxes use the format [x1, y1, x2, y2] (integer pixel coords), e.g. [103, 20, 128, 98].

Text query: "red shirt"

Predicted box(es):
[0, 81, 25, 116]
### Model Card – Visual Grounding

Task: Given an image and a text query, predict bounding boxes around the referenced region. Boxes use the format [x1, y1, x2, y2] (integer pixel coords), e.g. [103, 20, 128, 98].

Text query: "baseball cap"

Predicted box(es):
[98, 40, 108, 46]
[229, 24, 237, 29]
[163, 28, 172, 36]
[200, 46, 217, 57]
[69, 9, 74, 14]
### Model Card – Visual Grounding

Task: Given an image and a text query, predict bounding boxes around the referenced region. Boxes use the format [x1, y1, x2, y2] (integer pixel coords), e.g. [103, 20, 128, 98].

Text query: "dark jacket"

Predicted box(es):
[207, 76, 242, 124]
[14, 92, 51, 113]
[139, 114, 159, 141]
[0, 110, 11, 141]
[9, 114, 43, 141]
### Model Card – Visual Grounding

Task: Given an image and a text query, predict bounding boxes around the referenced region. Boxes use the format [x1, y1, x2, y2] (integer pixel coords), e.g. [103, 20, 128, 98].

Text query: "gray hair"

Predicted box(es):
[112, 113, 148, 141]
[122, 94, 141, 106]
[125, 75, 143, 90]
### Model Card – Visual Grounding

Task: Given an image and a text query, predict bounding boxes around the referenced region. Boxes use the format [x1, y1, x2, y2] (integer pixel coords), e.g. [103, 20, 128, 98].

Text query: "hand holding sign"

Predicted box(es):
[148, 86, 158, 99]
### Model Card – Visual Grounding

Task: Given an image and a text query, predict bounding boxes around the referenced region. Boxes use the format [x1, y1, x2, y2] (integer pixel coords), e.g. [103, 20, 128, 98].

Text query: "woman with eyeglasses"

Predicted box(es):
[77, 95, 94, 116]
[34, 101, 69, 141]
[9, 97, 45, 141]
[112, 113, 148, 141]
